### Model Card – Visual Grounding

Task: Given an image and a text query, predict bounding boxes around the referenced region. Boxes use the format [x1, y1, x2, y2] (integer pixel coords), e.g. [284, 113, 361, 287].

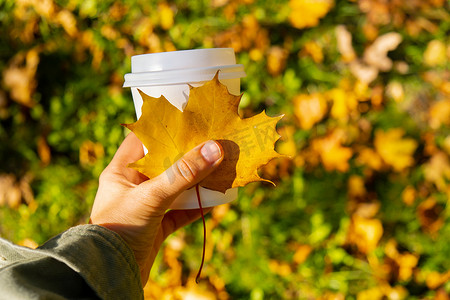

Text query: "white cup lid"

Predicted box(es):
[123, 48, 246, 87]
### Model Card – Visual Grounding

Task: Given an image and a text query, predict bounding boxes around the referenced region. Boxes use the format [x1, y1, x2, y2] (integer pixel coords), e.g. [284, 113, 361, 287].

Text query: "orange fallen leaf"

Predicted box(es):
[293, 93, 327, 130]
[384, 239, 419, 282]
[158, 2, 174, 30]
[267, 46, 289, 76]
[347, 215, 383, 253]
[336, 25, 356, 62]
[424, 40, 447, 67]
[374, 128, 417, 172]
[79, 140, 105, 167]
[301, 41, 324, 63]
[429, 99, 450, 129]
[417, 197, 444, 234]
[124, 72, 283, 193]
[423, 151, 450, 192]
[327, 87, 358, 122]
[348, 175, 367, 199]
[401, 185, 416, 206]
[426, 270, 450, 290]
[289, 0, 334, 29]
[293, 244, 312, 264]
[363, 32, 402, 72]
[269, 260, 292, 276]
[356, 147, 383, 171]
[311, 129, 353, 172]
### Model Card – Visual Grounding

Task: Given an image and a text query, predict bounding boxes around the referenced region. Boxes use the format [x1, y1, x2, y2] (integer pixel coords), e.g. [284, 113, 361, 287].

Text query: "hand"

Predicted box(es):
[89, 132, 223, 285]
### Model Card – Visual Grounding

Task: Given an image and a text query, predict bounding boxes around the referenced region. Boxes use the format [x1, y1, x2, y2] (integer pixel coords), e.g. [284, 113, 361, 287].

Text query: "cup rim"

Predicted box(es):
[130, 48, 237, 73]
[123, 64, 245, 87]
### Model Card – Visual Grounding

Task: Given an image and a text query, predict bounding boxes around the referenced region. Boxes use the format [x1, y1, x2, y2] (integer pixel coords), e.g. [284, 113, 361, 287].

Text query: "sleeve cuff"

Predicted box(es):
[37, 224, 143, 300]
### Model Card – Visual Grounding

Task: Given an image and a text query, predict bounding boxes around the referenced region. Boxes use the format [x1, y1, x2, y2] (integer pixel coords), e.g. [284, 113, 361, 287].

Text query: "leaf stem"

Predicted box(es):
[195, 184, 206, 284]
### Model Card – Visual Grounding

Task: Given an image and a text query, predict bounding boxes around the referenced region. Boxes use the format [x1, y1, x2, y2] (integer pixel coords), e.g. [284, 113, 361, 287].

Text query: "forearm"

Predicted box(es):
[0, 225, 143, 300]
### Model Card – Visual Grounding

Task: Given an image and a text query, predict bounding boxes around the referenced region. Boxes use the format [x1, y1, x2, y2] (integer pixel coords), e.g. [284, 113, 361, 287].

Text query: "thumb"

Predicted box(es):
[138, 140, 223, 211]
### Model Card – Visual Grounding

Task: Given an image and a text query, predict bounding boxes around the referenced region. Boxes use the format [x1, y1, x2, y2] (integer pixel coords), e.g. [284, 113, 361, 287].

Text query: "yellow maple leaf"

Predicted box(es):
[311, 129, 353, 172]
[158, 2, 174, 30]
[423, 151, 450, 192]
[374, 129, 418, 172]
[289, 0, 334, 29]
[429, 98, 450, 129]
[356, 147, 383, 171]
[124, 72, 283, 193]
[267, 46, 289, 76]
[347, 215, 383, 254]
[293, 93, 327, 129]
[327, 87, 358, 121]
[424, 40, 447, 67]
[293, 244, 312, 264]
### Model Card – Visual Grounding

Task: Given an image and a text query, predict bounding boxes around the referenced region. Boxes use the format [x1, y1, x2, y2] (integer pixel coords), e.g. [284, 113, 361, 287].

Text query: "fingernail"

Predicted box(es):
[201, 141, 222, 163]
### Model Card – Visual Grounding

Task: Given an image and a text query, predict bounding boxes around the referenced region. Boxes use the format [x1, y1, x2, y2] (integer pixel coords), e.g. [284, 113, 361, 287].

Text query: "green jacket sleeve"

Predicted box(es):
[0, 225, 144, 300]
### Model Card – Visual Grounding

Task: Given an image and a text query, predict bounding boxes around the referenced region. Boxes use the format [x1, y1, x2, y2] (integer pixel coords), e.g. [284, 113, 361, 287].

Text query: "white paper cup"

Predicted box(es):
[123, 48, 246, 209]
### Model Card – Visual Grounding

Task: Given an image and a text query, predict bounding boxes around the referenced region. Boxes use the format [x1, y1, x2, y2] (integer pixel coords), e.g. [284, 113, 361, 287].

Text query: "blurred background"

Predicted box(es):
[0, 0, 449, 299]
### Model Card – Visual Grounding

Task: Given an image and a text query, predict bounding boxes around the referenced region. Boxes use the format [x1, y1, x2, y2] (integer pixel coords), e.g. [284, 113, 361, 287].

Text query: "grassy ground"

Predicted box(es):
[1, 0, 449, 298]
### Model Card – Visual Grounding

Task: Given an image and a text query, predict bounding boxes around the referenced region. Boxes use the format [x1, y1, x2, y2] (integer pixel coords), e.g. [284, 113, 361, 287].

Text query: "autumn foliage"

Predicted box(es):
[0, 0, 449, 299]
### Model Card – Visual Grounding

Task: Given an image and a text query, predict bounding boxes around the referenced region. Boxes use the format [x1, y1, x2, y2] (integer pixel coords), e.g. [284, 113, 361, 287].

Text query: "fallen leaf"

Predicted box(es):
[276, 125, 297, 157]
[124, 72, 283, 193]
[311, 129, 353, 172]
[3, 49, 40, 107]
[429, 99, 450, 129]
[158, 2, 174, 30]
[267, 46, 289, 76]
[293, 244, 312, 264]
[386, 81, 404, 102]
[336, 25, 356, 62]
[348, 32, 402, 84]
[56, 10, 78, 38]
[214, 15, 269, 55]
[354, 201, 380, 219]
[423, 151, 450, 192]
[37, 136, 51, 166]
[17, 238, 38, 249]
[319, 292, 345, 300]
[356, 147, 383, 171]
[0, 174, 21, 208]
[327, 87, 358, 122]
[357, 287, 384, 300]
[434, 288, 450, 300]
[269, 260, 292, 276]
[417, 197, 444, 234]
[349, 61, 378, 84]
[424, 40, 447, 67]
[301, 41, 324, 63]
[347, 215, 383, 253]
[363, 32, 402, 72]
[289, 0, 334, 29]
[374, 128, 417, 172]
[401, 186, 416, 206]
[384, 239, 419, 282]
[348, 175, 367, 199]
[0, 173, 35, 209]
[444, 136, 450, 155]
[293, 93, 327, 130]
[385, 285, 408, 300]
[79, 140, 105, 166]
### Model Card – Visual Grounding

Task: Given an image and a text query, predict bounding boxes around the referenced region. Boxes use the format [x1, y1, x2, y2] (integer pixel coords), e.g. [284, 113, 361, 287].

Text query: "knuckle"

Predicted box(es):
[176, 158, 199, 183]
[99, 168, 111, 183]
[98, 166, 119, 183]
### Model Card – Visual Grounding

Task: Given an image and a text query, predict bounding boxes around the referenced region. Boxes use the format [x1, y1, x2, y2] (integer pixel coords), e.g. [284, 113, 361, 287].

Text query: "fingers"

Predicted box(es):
[161, 208, 213, 240]
[138, 140, 223, 211]
[110, 132, 145, 170]
[103, 132, 148, 184]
